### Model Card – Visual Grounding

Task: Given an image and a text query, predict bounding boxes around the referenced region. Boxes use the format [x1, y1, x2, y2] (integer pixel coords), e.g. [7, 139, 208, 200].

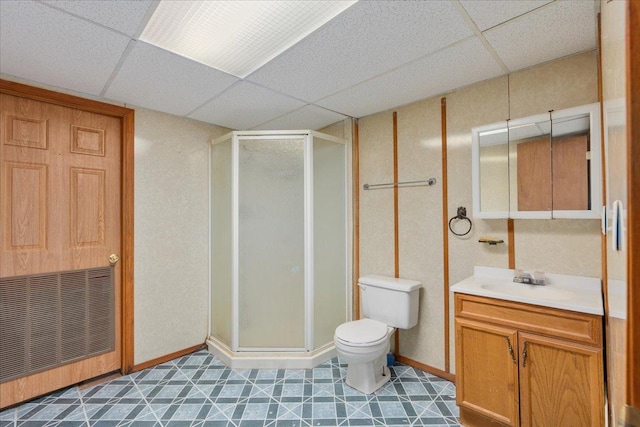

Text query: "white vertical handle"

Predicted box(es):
[612, 200, 624, 251]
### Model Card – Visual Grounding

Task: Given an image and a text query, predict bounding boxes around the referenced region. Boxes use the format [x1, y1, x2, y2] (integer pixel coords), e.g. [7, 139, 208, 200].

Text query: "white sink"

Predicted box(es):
[450, 267, 604, 315]
[479, 283, 575, 301]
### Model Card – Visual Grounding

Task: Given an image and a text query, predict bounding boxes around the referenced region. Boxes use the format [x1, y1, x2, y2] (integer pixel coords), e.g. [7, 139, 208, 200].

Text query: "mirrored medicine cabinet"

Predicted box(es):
[472, 103, 601, 219]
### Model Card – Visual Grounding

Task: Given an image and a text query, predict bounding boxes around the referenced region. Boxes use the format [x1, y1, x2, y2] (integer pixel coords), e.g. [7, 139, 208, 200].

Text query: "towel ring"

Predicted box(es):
[449, 206, 472, 237]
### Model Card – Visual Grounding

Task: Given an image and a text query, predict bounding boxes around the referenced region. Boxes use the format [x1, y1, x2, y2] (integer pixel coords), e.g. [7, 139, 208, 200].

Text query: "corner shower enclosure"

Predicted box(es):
[208, 130, 348, 368]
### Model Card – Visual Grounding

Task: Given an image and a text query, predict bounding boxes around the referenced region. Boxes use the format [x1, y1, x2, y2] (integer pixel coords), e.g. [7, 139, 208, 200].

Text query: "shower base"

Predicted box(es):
[206, 336, 337, 369]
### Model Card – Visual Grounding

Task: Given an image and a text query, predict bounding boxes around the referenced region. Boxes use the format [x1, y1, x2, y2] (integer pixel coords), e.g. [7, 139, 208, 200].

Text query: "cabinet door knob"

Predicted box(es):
[522, 342, 529, 367]
[506, 337, 517, 364]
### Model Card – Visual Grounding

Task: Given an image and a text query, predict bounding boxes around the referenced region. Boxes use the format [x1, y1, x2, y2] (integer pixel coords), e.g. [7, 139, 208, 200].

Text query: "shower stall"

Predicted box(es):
[207, 130, 348, 368]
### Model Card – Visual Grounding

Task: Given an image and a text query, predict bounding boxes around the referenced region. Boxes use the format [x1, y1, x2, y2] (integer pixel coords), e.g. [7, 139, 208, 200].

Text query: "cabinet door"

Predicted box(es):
[519, 333, 604, 427]
[455, 318, 520, 426]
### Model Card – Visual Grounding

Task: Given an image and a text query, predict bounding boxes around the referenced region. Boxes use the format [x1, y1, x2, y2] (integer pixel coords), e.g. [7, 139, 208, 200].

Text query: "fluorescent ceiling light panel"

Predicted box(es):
[140, 0, 357, 78]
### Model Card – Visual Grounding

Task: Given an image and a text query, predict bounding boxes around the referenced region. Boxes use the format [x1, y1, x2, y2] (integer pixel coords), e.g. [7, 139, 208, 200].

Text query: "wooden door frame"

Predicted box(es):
[0, 79, 135, 375]
[626, 0, 639, 410]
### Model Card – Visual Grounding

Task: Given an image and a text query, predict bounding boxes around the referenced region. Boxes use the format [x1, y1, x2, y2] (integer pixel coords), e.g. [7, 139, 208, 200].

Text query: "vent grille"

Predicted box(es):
[0, 267, 114, 383]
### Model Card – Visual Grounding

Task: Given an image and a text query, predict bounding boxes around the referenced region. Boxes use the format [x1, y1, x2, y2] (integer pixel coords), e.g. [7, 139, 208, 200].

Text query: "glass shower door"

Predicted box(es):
[313, 136, 346, 347]
[237, 136, 306, 350]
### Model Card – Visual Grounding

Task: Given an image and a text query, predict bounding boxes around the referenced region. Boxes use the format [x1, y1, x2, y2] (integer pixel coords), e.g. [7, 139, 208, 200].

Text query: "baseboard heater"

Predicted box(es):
[0, 267, 115, 383]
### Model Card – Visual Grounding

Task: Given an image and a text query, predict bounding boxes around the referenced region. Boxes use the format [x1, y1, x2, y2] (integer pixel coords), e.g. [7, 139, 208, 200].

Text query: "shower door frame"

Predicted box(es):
[221, 130, 347, 353]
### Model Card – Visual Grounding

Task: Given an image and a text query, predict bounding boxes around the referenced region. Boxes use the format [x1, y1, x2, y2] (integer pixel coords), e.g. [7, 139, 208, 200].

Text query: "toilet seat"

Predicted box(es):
[334, 319, 390, 347]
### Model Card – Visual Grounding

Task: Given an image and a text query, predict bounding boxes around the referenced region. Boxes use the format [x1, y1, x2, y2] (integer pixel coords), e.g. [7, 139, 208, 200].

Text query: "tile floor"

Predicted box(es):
[0, 350, 460, 427]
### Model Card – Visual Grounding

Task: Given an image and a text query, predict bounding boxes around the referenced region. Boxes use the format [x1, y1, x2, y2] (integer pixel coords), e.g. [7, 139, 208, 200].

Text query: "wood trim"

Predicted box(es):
[0, 78, 136, 376]
[0, 80, 131, 117]
[507, 219, 515, 269]
[352, 118, 361, 320]
[121, 110, 135, 374]
[597, 13, 609, 315]
[626, 0, 640, 408]
[393, 111, 400, 279]
[441, 97, 450, 373]
[396, 355, 455, 382]
[392, 112, 400, 354]
[133, 344, 206, 372]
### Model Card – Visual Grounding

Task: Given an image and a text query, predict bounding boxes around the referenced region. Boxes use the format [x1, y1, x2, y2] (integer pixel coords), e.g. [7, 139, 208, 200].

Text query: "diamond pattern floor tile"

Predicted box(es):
[0, 352, 459, 426]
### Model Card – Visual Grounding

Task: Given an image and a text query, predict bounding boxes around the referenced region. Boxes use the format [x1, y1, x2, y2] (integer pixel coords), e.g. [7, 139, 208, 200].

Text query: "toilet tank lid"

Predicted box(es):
[358, 275, 422, 292]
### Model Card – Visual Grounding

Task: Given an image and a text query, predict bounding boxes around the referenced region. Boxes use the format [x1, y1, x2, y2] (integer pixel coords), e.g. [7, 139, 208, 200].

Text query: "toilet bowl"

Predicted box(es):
[334, 318, 395, 394]
[334, 275, 422, 394]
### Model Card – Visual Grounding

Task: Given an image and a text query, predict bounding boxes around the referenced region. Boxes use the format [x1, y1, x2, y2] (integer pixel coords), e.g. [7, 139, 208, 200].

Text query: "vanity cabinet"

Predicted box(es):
[455, 293, 604, 427]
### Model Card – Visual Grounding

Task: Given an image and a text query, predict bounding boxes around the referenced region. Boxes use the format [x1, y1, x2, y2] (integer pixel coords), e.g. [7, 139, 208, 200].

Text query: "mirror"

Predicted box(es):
[472, 103, 601, 219]
[472, 122, 509, 218]
[508, 114, 552, 218]
[550, 104, 601, 218]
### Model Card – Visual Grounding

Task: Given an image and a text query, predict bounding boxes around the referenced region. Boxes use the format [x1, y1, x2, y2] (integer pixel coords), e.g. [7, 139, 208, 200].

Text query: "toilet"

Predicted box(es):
[334, 275, 422, 394]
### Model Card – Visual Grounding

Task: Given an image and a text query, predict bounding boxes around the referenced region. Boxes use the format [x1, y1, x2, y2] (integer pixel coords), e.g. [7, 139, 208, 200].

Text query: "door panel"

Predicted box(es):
[0, 93, 122, 408]
[518, 332, 604, 427]
[455, 318, 520, 427]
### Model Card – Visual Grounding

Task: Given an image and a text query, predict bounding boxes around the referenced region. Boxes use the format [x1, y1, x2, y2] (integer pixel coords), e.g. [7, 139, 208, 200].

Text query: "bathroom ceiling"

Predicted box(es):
[0, 0, 598, 130]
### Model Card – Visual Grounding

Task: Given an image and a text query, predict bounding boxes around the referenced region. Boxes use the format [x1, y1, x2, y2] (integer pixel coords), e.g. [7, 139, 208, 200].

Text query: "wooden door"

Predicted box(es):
[0, 93, 122, 407]
[455, 318, 520, 427]
[518, 333, 604, 427]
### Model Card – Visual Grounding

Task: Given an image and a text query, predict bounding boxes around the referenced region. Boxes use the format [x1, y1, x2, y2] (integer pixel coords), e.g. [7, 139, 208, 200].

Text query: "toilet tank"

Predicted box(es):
[359, 275, 422, 329]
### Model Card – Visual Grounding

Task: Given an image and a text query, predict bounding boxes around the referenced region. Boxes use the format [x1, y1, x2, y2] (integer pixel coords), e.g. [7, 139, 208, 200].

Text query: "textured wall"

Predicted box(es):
[445, 76, 510, 371]
[358, 112, 396, 281]
[357, 51, 600, 372]
[395, 97, 445, 369]
[509, 51, 601, 278]
[134, 108, 229, 365]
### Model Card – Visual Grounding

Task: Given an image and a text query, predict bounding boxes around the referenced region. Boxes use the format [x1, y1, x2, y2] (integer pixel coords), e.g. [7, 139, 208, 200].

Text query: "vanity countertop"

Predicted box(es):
[451, 266, 604, 315]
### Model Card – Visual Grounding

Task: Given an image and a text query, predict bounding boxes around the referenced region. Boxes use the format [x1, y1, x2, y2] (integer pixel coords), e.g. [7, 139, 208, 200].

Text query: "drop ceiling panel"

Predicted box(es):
[254, 105, 348, 131]
[317, 37, 505, 118]
[42, 0, 154, 37]
[188, 82, 306, 130]
[140, 0, 356, 78]
[0, 0, 131, 95]
[246, 0, 474, 103]
[104, 41, 239, 117]
[485, 1, 597, 72]
[459, 0, 553, 31]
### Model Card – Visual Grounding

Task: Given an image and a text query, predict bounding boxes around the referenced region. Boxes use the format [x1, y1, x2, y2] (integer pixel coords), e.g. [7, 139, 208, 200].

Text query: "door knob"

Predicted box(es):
[108, 254, 120, 265]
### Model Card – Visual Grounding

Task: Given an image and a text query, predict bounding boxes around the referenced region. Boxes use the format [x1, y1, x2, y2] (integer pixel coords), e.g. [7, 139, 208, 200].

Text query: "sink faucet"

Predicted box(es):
[514, 269, 546, 286]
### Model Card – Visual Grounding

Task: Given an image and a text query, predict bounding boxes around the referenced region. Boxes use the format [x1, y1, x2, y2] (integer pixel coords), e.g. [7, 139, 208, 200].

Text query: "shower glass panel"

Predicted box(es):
[313, 137, 346, 347]
[209, 130, 347, 361]
[237, 137, 305, 349]
[211, 137, 232, 346]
